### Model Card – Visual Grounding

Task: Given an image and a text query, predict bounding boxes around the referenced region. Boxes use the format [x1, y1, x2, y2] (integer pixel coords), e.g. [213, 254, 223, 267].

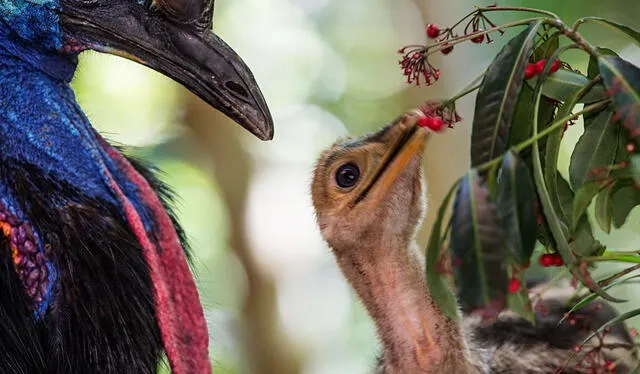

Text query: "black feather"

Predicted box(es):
[0, 156, 188, 374]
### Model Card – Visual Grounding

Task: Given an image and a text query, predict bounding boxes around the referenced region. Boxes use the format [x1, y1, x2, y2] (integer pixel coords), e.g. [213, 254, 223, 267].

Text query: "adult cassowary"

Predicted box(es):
[0, 0, 272, 373]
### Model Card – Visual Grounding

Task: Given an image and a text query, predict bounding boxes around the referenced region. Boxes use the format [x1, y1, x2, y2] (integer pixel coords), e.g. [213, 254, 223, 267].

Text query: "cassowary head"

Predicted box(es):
[0, 0, 273, 140]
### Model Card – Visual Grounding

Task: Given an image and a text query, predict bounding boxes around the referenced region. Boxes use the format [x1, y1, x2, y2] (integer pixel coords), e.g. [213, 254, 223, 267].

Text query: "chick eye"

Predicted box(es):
[335, 163, 360, 189]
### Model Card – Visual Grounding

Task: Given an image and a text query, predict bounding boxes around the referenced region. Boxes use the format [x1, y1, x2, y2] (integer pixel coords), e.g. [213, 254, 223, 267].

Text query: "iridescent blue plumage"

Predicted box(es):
[0, 21, 162, 319]
[0, 1, 70, 318]
[0, 0, 62, 50]
[0, 25, 154, 217]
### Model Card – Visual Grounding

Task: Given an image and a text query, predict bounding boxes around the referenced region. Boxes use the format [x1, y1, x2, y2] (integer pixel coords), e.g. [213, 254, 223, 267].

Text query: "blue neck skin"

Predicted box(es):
[0, 24, 155, 248]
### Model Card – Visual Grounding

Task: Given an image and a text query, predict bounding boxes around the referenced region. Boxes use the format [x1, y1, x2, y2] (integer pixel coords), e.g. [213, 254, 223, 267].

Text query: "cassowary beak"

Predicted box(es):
[60, 0, 274, 140]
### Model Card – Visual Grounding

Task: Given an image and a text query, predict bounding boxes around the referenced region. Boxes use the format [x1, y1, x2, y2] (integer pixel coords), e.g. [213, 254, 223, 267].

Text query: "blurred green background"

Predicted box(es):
[71, 0, 639, 373]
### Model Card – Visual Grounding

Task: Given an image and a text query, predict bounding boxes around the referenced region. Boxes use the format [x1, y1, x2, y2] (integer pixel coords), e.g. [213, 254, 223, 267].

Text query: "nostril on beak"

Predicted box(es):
[224, 81, 248, 99]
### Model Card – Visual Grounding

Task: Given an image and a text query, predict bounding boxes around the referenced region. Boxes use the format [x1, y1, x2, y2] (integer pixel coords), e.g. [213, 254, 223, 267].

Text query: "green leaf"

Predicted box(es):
[507, 268, 534, 323]
[571, 182, 604, 231]
[585, 49, 617, 128]
[425, 181, 461, 321]
[556, 174, 573, 221]
[595, 186, 614, 233]
[531, 85, 621, 302]
[557, 177, 604, 257]
[497, 151, 537, 264]
[450, 170, 506, 314]
[572, 220, 605, 257]
[560, 273, 640, 325]
[612, 183, 640, 228]
[599, 56, 640, 146]
[569, 110, 618, 189]
[509, 85, 556, 151]
[526, 69, 607, 104]
[580, 308, 640, 348]
[545, 80, 598, 224]
[633, 154, 640, 185]
[532, 31, 559, 61]
[471, 21, 543, 166]
[580, 18, 640, 46]
[588, 48, 618, 80]
[582, 106, 612, 131]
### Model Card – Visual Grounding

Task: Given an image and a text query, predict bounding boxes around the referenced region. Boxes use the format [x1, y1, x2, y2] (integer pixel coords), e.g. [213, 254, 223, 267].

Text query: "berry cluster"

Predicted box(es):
[398, 46, 439, 86]
[425, 24, 457, 55]
[572, 326, 619, 373]
[524, 58, 561, 80]
[417, 101, 463, 132]
[424, 22, 488, 56]
[418, 116, 445, 132]
[399, 9, 503, 87]
[538, 253, 564, 267]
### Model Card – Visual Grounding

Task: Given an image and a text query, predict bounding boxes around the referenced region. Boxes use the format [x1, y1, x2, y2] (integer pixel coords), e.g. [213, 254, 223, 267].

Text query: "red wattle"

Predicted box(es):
[98, 138, 211, 374]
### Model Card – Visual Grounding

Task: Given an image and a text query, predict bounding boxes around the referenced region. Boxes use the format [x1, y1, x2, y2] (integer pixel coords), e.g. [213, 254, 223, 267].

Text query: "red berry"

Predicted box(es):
[418, 117, 430, 128]
[538, 254, 553, 267]
[470, 32, 485, 44]
[551, 254, 564, 267]
[508, 278, 521, 293]
[525, 64, 536, 79]
[441, 43, 453, 55]
[418, 117, 445, 132]
[426, 24, 441, 38]
[605, 361, 616, 372]
[533, 59, 547, 75]
[627, 143, 636, 153]
[550, 59, 561, 73]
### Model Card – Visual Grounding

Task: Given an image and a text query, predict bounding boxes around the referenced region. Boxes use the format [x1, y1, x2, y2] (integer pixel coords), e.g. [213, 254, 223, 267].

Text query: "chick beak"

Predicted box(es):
[355, 114, 430, 204]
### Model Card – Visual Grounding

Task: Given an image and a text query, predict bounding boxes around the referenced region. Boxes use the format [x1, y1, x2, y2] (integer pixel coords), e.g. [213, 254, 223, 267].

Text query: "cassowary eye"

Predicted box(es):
[155, 0, 206, 23]
[335, 163, 360, 189]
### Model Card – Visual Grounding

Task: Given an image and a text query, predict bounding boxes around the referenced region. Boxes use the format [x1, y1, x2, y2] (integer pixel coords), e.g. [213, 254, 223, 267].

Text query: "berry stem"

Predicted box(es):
[476, 6, 560, 19]
[549, 18, 600, 58]
[443, 81, 482, 106]
[444, 6, 558, 35]
[428, 10, 600, 60]
[446, 8, 489, 33]
[583, 254, 640, 264]
[602, 249, 640, 256]
[425, 17, 546, 56]
[598, 264, 640, 287]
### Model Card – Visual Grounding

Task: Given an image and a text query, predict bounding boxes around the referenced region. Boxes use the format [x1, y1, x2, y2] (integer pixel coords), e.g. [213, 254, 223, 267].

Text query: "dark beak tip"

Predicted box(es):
[255, 127, 274, 141]
[257, 110, 275, 141]
[246, 116, 274, 141]
[261, 125, 274, 141]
